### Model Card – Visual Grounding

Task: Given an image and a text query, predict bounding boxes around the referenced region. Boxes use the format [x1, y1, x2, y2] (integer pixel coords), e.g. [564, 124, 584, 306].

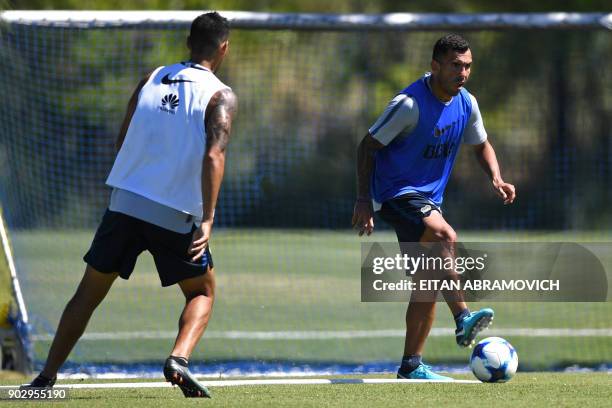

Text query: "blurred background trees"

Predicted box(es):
[0, 1, 610, 230]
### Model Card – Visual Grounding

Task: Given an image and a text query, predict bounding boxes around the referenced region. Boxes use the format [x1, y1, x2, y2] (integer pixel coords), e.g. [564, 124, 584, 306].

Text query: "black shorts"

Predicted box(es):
[377, 193, 441, 242]
[83, 209, 213, 287]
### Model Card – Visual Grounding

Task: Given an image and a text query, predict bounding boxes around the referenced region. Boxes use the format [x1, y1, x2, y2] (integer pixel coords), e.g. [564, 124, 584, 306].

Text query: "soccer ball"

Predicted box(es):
[469, 337, 518, 383]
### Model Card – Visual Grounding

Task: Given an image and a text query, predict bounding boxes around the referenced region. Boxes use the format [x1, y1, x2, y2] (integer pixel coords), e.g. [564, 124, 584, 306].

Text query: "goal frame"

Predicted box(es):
[0, 9, 609, 375]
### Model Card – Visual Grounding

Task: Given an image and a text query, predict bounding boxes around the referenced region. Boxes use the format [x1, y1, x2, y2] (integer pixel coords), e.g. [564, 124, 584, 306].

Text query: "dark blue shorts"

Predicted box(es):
[83, 209, 213, 287]
[377, 193, 441, 242]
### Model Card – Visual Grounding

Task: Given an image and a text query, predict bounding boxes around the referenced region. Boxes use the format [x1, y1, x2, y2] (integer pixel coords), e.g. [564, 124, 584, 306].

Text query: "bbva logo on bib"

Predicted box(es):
[160, 94, 180, 114]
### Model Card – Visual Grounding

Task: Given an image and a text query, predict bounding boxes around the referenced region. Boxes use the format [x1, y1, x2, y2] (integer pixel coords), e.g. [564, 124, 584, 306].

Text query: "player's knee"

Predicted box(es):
[182, 284, 214, 300]
[180, 271, 215, 300]
[68, 289, 100, 312]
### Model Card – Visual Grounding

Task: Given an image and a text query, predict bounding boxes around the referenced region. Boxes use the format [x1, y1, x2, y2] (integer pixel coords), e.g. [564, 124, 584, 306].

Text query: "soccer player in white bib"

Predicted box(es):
[23, 12, 237, 398]
[352, 34, 515, 380]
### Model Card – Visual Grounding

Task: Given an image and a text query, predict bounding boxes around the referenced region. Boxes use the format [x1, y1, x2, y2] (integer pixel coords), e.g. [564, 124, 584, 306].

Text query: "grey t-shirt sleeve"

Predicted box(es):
[463, 93, 488, 145]
[368, 94, 419, 146]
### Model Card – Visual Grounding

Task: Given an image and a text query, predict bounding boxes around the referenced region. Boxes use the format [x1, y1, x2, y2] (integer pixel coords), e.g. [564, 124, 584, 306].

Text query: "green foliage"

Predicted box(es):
[0, 243, 12, 327]
[0, 7, 610, 229]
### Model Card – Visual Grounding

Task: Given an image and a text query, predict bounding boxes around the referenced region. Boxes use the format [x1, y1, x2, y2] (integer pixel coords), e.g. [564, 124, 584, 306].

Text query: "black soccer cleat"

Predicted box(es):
[20, 373, 57, 389]
[163, 357, 211, 398]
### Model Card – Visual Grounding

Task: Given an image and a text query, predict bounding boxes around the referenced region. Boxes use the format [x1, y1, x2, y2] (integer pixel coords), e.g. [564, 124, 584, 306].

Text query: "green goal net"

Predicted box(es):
[0, 11, 610, 375]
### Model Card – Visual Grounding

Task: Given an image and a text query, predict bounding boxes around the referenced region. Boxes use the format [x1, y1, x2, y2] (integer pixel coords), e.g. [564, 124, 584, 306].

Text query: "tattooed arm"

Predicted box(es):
[188, 88, 238, 261]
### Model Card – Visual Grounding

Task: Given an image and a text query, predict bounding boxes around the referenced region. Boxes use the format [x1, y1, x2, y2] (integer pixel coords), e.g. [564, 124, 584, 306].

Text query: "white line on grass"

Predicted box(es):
[0, 378, 481, 389]
[30, 328, 612, 341]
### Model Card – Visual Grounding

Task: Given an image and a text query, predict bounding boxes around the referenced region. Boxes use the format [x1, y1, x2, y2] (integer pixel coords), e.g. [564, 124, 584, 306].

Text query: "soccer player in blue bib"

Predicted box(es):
[352, 34, 516, 380]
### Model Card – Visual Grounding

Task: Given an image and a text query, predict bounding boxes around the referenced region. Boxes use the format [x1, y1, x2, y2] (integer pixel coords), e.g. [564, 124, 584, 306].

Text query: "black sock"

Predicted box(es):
[399, 355, 422, 374]
[168, 355, 189, 367]
[454, 308, 470, 327]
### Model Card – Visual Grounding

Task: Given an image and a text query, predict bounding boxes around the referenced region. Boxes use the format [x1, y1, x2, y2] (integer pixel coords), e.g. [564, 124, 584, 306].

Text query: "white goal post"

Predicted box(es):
[0, 210, 32, 374]
[1, 10, 611, 30]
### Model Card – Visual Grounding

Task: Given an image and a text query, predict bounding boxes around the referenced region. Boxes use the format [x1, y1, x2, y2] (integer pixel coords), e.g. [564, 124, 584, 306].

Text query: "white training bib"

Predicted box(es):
[106, 62, 229, 217]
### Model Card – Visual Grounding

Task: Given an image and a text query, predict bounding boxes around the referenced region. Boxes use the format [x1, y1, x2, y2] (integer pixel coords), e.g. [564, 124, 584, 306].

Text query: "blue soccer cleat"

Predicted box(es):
[397, 363, 453, 381]
[456, 308, 494, 347]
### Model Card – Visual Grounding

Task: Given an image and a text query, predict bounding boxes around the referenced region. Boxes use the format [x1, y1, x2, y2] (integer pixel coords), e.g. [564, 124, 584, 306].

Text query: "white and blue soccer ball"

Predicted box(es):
[469, 337, 518, 383]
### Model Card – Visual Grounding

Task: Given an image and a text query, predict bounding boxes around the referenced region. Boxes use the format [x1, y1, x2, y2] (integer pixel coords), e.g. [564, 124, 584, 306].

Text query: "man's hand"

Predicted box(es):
[473, 141, 516, 206]
[188, 221, 212, 262]
[493, 180, 516, 205]
[352, 199, 374, 236]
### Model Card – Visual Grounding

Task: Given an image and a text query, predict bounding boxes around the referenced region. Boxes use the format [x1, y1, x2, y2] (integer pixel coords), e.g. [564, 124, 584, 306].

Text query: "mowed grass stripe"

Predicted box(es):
[0, 374, 611, 408]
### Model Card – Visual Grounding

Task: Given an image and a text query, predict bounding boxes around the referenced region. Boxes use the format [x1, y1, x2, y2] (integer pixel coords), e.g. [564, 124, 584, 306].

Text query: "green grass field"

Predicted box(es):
[4, 229, 612, 369]
[1, 374, 611, 407]
[1, 229, 611, 406]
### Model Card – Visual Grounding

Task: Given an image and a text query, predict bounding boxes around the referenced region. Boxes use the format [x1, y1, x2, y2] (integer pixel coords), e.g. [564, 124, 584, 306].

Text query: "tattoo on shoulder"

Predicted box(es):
[206, 89, 238, 151]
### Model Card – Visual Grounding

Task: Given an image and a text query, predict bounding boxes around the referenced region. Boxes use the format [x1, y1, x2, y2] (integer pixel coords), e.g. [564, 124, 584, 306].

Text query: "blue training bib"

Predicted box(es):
[372, 75, 473, 206]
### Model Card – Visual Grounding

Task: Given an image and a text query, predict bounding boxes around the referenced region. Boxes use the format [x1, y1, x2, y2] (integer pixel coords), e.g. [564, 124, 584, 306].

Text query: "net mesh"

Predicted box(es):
[0, 15, 610, 372]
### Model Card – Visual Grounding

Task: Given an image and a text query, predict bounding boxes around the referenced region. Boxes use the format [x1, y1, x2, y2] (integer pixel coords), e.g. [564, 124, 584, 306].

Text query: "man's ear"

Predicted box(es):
[219, 40, 229, 56]
[431, 59, 440, 74]
[186, 35, 192, 52]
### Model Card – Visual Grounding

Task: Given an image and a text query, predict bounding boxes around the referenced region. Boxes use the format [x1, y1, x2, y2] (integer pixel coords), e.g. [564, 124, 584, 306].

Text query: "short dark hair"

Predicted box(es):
[189, 12, 230, 59]
[432, 34, 470, 61]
